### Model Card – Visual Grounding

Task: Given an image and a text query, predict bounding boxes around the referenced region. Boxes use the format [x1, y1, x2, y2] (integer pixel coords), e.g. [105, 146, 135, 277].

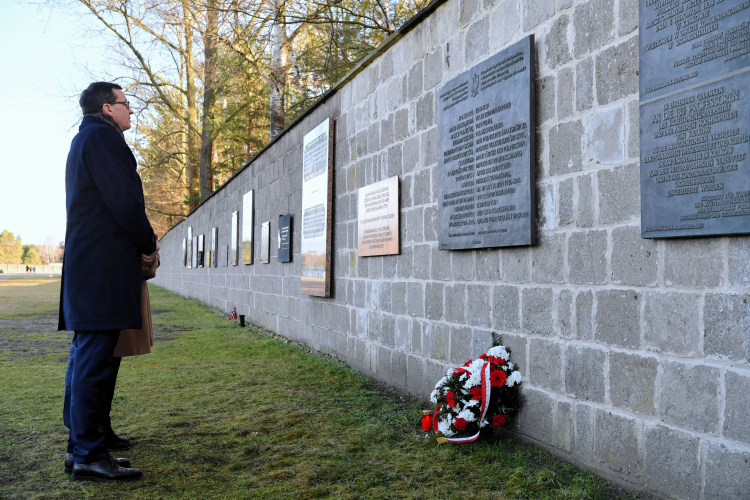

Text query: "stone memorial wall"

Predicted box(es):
[151, 0, 750, 497]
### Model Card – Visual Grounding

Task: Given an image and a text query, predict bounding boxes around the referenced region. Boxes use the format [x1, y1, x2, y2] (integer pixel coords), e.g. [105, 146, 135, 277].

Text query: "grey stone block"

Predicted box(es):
[452, 250, 474, 281]
[577, 173, 595, 227]
[493, 285, 520, 332]
[644, 292, 701, 356]
[416, 91, 435, 132]
[450, 325, 473, 364]
[547, 14, 571, 69]
[627, 99, 639, 159]
[516, 388, 555, 443]
[489, 0, 519, 51]
[642, 425, 700, 500]
[465, 16, 488, 63]
[424, 321, 450, 361]
[598, 163, 639, 224]
[387, 143, 402, 177]
[529, 338, 563, 391]
[664, 239, 724, 288]
[536, 182, 555, 231]
[522, 0, 554, 31]
[555, 401, 573, 452]
[406, 354, 427, 396]
[425, 282, 444, 320]
[395, 317, 411, 351]
[594, 410, 641, 475]
[431, 246, 451, 280]
[558, 177, 575, 226]
[568, 231, 607, 284]
[407, 61, 423, 100]
[558, 289, 573, 338]
[549, 120, 583, 176]
[395, 107, 409, 141]
[472, 327, 492, 358]
[397, 245, 413, 279]
[596, 36, 639, 105]
[557, 67, 575, 120]
[445, 284, 466, 323]
[403, 135, 421, 174]
[576, 57, 593, 112]
[587, 106, 624, 164]
[407, 282, 424, 317]
[595, 289, 641, 349]
[575, 402, 594, 456]
[537, 75, 555, 125]
[424, 48, 443, 90]
[704, 293, 750, 362]
[475, 249, 501, 281]
[522, 287, 554, 336]
[661, 361, 720, 435]
[609, 352, 657, 415]
[724, 370, 750, 445]
[531, 232, 566, 283]
[564, 345, 606, 402]
[413, 244, 431, 279]
[704, 442, 750, 500]
[611, 226, 657, 286]
[467, 284, 491, 327]
[421, 127, 438, 167]
[728, 237, 750, 288]
[574, 0, 615, 57]
[498, 332, 527, 375]
[424, 205, 438, 241]
[618, 0, 638, 35]
[502, 247, 530, 283]
[460, 0, 480, 26]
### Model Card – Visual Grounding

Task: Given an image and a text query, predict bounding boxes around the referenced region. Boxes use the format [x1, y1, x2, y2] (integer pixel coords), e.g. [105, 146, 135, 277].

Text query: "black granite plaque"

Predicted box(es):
[640, 0, 750, 238]
[261, 221, 270, 264]
[437, 35, 536, 250]
[197, 234, 204, 267]
[182, 238, 187, 266]
[192, 236, 197, 269]
[211, 227, 218, 267]
[278, 214, 292, 263]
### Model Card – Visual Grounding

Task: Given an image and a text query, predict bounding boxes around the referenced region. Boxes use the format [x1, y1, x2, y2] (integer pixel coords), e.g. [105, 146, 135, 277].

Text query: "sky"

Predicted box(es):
[0, 1, 115, 246]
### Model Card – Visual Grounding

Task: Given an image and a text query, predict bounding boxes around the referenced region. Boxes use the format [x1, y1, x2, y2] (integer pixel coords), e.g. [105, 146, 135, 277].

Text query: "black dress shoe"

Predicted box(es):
[71, 457, 142, 482]
[105, 435, 131, 451]
[64, 453, 131, 474]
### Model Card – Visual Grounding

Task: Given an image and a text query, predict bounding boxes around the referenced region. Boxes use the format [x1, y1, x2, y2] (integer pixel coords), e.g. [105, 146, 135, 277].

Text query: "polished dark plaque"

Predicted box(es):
[639, 0, 750, 102]
[187, 226, 193, 269]
[242, 191, 254, 264]
[640, 0, 750, 238]
[197, 234, 204, 267]
[192, 236, 197, 269]
[210, 228, 218, 267]
[182, 238, 187, 267]
[300, 118, 334, 296]
[437, 35, 536, 250]
[261, 221, 270, 264]
[231, 211, 239, 266]
[278, 214, 292, 263]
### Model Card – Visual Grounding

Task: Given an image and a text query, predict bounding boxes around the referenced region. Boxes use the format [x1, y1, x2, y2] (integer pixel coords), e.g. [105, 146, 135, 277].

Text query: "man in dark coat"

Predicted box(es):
[59, 82, 158, 481]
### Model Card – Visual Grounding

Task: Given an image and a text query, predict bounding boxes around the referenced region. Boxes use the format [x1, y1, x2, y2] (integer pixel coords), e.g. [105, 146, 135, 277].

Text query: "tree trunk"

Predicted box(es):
[183, 1, 200, 209]
[199, 0, 219, 197]
[269, 0, 289, 139]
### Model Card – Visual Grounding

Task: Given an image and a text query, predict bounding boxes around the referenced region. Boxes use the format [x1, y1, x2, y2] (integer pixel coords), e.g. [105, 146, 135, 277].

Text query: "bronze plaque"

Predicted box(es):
[300, 118, 334, 297]
[261, 221, 270, 264]
[242, 190, 254, 264]
[358, 175, 400, 256]
[231, 211, 239, 266]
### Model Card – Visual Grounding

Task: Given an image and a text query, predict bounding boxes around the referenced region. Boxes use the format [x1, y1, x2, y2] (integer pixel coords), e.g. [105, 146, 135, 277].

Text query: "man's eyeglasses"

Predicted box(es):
[108, 100, 130, 109]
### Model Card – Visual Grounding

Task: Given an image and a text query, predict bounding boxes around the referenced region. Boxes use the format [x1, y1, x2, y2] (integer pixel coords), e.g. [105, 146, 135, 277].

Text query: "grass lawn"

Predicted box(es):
[0, 279, 649, 499]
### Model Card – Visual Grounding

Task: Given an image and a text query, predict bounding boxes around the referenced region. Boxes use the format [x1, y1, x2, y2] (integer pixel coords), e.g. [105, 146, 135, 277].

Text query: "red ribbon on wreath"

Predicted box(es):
[434, 362, 492, 444]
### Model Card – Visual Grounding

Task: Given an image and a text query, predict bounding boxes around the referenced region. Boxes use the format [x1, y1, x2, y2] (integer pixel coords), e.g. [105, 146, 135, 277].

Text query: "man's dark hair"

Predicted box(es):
[79, 82, 123, 115]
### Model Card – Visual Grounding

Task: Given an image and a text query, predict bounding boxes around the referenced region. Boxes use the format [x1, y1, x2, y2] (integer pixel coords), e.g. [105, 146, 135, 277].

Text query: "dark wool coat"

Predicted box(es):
[58, 115, 156, 331]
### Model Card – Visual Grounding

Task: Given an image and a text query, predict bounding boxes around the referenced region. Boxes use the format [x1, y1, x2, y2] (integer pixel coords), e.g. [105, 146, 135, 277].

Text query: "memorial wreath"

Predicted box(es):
[430, 335, 522, 443]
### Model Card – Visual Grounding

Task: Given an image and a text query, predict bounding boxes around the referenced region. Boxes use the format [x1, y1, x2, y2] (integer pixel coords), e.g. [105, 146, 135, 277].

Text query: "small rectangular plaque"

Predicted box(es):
[437, 35, 536, 250]
[197, 234, 204, 267]
[210, 228, 218, 267]
[192, 236, 197, 269]
[187, 226, 193, 269]
[182, 237, 187, 266]
[300, 118, 334, 297]
[242, 191, 254, 264]
[358, 175, 399, 256]
[278, 214, 292, 263]
[231, 211, 239, 266]
[261, 221, 270, 264]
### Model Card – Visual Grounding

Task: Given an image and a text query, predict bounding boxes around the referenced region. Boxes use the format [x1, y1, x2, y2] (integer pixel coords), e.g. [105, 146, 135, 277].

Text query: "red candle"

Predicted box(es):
[422, 410, 433, 431]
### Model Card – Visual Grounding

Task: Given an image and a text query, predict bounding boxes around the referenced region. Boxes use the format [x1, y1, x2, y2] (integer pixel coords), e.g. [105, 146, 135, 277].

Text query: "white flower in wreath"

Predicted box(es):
[435, 376, 448, 388]
[467, 359, 484, 374]
[487, 346, 510, 361]
[430, 389, 440, 404]
[480, 418, 489, 428]
[463, 399, 479, 409]
[508, 361, 515, 370]
[506, 370, 522, 387]
[463, 370, 482, 390]
[457, 408, 476, 422]
[438, 420, 456, 436]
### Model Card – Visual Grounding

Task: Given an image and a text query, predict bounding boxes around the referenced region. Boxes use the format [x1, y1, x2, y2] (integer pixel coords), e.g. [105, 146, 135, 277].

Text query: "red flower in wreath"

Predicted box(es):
[454, 417, 467, 431]
[463, 359, 473, 367]
[469, 386, 482, 401]
[488, 355, 505, 366]
[446, 390, 456, 409]
[492, 414, 507, 427]
[479, 354, 488, 361]
[490, 369, 507, 388]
